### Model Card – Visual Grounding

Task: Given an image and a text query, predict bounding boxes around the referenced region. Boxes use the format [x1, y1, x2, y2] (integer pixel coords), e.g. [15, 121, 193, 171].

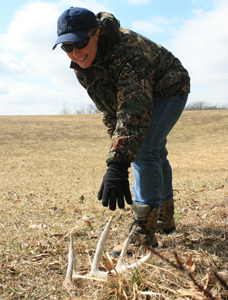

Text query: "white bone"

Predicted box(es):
[115, 231, 153, 273]
[89, 215, 113, 278]
[63, 216, 154, 295]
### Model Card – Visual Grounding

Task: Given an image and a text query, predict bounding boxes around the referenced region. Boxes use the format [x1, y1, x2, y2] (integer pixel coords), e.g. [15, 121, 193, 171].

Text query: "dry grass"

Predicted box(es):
[0, 111, 227, 300]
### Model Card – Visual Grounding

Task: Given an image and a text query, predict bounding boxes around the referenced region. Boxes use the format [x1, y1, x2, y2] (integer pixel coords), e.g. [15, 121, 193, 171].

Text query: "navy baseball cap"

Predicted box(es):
[52, 7, 98, 50]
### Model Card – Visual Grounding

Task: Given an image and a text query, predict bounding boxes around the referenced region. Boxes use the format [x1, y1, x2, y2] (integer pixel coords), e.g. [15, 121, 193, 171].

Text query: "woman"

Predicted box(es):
[53, 7, 190, 254]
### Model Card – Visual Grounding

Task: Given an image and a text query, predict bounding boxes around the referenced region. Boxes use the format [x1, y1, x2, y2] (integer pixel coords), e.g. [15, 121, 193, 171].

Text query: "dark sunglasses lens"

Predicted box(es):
[61, 39, 88, 52]
[61, 30, 96, 52]
[61, 44, 73, 52]
[74, 38, 89, 49]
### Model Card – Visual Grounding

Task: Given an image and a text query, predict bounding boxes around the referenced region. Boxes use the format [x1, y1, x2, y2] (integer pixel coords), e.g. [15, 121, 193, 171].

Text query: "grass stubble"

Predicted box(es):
[0, 110, 227, 299]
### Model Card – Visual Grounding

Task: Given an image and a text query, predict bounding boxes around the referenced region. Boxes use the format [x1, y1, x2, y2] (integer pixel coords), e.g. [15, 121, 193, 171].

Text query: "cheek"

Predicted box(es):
[66, 52, 73, 60]
[89, 42, 98, 60]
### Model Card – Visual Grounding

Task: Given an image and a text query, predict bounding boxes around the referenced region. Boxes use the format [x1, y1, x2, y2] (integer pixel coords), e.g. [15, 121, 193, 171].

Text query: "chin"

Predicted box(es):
[79, 63, 92, 69]
[75, 56, 95, 69]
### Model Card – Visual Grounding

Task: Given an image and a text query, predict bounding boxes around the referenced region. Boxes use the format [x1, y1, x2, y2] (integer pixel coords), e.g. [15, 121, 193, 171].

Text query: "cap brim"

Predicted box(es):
[52, 29, 89, 50]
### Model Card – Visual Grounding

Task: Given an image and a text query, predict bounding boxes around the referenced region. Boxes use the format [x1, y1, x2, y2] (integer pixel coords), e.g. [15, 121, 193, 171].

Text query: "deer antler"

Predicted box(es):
[63, 216, 154, 296]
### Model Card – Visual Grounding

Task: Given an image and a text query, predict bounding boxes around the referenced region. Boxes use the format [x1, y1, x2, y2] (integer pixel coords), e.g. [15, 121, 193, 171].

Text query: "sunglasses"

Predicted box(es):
[61, 30, 97, 52]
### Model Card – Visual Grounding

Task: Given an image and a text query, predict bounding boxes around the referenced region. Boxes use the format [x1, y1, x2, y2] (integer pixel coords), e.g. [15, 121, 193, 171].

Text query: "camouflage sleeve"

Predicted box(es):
[102, 113, 117, 138]
[107, 56, 154, 162]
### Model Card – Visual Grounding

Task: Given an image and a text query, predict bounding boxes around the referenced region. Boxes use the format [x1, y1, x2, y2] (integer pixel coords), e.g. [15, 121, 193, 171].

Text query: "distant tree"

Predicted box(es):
[60, 102, 101, 114]
[86, 103, 100, 114]
[185, 101, 228, 111]
[75, 107, 86, 114]
[185, 101, 206, 111]
[74, 103, 101, 114]
[60, 102, 71, 114]
[62, 100, 228, 114]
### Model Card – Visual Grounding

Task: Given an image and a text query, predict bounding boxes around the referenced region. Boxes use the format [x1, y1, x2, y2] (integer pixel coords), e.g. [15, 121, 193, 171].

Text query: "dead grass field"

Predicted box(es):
[0, 110, 227, 300]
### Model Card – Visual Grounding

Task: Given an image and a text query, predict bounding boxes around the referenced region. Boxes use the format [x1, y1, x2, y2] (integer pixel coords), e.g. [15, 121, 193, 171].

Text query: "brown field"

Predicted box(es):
[0, 110, 228, 300]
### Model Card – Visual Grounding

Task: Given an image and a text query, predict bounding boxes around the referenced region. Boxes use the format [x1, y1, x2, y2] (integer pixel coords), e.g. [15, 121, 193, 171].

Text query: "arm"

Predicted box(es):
[98, 56, 154, 210]
[101, 113, 117, 138]
[107, 56, 154, 162]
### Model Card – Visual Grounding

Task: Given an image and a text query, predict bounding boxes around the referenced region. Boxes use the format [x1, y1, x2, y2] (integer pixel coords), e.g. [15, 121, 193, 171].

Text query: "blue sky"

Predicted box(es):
[0, 0, 227, 115]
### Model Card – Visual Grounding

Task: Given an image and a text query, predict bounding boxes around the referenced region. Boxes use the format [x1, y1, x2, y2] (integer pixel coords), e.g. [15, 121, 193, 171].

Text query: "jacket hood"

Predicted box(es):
[96, 12, 120, 59]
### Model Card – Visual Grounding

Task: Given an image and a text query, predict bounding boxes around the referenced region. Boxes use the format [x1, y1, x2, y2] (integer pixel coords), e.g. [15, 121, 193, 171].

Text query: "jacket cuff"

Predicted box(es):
[106, 151, 130, 163]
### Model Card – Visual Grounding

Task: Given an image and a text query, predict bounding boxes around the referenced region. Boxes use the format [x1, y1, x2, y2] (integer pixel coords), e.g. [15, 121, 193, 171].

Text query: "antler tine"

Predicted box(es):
[68, 216, 113, 281]
[68, 231, 78, 278]
[115, 231, 154, 273]
[118, 250, 153, 273]
[116, 249, 153, 273]
[115, 232, 132, 271]
[89, 216, 113, 278]
[63, 215, 154, 297]
[63, 231, 79, 296]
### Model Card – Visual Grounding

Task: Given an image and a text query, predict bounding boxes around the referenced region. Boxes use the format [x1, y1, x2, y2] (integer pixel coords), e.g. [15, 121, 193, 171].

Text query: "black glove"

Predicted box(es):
[97, 161, 132, 211]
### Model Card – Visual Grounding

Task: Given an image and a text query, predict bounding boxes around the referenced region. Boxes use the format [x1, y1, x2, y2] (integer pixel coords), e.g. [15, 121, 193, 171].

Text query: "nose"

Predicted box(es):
[72, 47, 82, 58]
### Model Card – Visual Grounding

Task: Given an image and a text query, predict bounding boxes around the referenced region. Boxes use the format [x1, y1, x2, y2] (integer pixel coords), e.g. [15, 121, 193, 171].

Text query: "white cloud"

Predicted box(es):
[168, 0, 228, 106]
[0, 1, 110, 115]
[127, 0, 149, 4]
[131, 17, 179, 37]
[131, 20, 162, 35]
[58, 0, 109, 13]
[1, 0, 228, 115]
[0, 53, 28, 75]
[0, 79, 90, 115]
[2, 2, 58, 53]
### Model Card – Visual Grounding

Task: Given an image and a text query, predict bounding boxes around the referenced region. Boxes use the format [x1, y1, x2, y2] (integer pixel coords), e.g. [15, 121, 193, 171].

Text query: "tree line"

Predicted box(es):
[60, 100, 228, 115]
[184, 101, 228, 111]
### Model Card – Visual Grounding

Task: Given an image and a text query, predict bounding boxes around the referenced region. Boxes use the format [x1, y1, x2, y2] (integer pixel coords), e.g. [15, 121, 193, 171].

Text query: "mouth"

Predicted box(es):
[77, 55, 87, 62]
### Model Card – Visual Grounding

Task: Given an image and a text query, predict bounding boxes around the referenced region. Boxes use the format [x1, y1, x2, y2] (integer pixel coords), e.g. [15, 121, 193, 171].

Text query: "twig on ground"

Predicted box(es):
[147, 246, 217, 300]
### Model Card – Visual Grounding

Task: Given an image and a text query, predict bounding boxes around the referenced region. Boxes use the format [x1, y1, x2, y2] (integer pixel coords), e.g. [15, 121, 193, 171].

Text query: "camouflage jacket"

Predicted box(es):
[70, 12, 190, 163]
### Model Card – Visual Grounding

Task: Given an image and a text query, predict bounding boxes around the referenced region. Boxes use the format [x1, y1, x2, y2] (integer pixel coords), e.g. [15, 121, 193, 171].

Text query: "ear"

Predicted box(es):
[96, 28, 101, 37]
[94, 28, 100, 42]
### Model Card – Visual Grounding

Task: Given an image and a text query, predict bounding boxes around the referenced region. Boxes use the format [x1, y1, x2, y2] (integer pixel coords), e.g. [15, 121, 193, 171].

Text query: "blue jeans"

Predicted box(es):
[132, 94, 188, 208]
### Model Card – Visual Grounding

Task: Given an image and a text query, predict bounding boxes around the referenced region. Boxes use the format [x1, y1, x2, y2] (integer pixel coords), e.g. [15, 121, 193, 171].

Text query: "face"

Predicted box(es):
[63, 29, 100, 69]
